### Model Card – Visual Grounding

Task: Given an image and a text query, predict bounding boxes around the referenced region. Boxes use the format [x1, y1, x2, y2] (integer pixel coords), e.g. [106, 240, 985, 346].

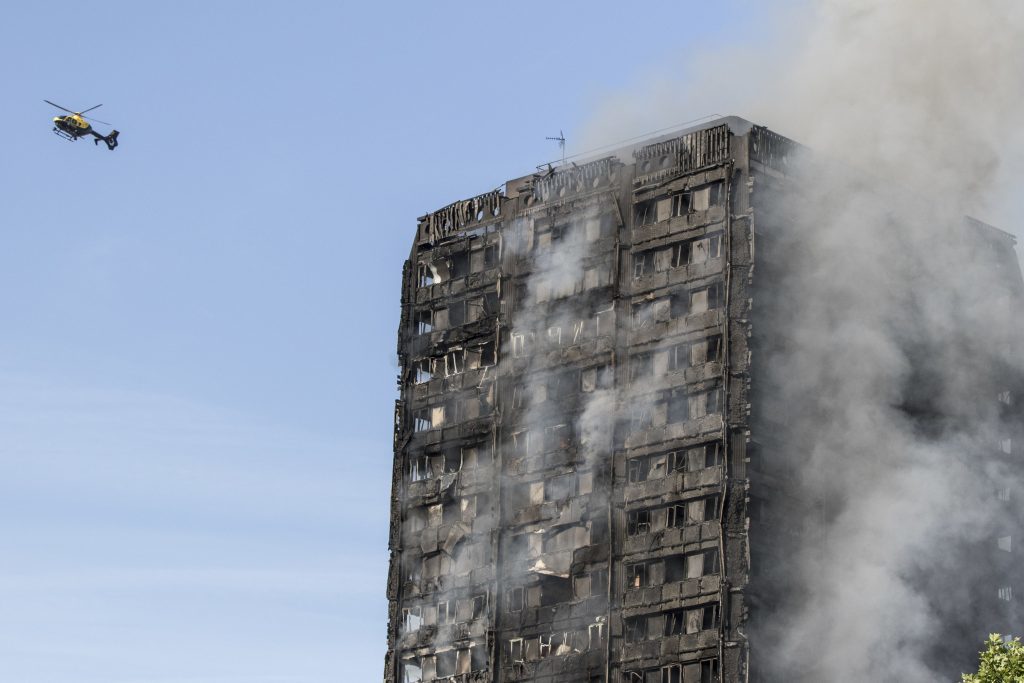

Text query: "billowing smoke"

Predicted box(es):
[583, 1, 1024, 681]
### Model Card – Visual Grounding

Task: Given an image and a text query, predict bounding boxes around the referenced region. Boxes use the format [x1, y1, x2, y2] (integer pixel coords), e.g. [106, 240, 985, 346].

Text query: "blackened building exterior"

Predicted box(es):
[385, 117, 1022, 683]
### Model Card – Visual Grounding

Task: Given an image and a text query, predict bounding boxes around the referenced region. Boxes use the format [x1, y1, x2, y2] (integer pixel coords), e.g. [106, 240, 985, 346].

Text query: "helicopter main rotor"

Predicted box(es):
[43, 99, 112, 126]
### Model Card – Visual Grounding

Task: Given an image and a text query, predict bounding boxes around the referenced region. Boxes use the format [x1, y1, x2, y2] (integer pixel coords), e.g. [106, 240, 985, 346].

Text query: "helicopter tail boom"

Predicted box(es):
[90, 129, 119, 150]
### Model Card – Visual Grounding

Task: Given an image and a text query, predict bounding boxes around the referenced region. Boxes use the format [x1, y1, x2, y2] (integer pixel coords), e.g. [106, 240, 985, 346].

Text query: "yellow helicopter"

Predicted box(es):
[45, 100, 120, 150]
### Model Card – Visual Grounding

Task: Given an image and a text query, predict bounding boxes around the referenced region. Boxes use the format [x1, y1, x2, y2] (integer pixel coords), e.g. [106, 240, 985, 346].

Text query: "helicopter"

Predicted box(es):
[44, 100, 120, 150]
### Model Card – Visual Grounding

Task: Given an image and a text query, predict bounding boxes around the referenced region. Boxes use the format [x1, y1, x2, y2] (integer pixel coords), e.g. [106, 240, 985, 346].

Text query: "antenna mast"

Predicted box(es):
[546, 130, 566, 166]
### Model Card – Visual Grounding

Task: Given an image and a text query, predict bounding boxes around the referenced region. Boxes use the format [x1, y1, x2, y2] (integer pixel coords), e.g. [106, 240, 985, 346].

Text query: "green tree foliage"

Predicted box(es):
[963, 634, 1024, 682]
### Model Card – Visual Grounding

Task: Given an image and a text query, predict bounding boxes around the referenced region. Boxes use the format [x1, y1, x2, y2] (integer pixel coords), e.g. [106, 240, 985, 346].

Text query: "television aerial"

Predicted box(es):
[546, 130, 566, 165]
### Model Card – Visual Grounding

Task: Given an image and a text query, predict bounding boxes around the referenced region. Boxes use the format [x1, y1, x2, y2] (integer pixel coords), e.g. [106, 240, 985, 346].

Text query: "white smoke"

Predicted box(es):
[582, 1, 1024, 681]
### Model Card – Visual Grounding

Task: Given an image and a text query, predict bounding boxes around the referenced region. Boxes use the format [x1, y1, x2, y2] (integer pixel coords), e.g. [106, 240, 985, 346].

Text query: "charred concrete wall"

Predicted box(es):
[387, 118, 757, 683]
[385, 116, 1023, 683]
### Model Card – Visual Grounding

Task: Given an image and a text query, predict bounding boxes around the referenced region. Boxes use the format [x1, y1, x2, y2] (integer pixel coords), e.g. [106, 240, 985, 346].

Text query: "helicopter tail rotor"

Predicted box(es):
[92, 129, 119, 150]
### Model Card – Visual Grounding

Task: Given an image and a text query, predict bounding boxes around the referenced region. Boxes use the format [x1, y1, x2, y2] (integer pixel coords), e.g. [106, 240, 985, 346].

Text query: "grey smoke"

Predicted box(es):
[582, 1, 1024, 681]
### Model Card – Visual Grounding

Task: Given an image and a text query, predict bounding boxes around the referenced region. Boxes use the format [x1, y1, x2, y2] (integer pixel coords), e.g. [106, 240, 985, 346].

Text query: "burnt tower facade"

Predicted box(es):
[385, 117, 1023, 683]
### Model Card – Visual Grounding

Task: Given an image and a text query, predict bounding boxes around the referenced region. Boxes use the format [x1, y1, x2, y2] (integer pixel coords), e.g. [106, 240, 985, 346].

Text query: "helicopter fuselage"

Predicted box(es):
[53, 115, 92, 138]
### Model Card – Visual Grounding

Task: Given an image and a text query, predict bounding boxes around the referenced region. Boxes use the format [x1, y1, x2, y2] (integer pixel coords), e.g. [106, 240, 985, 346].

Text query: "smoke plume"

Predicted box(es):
[583, 1, 1024, 681]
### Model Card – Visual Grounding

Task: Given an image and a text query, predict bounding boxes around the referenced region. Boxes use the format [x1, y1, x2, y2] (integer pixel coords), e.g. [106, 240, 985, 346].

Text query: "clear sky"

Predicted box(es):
[0, 2, 786, 681]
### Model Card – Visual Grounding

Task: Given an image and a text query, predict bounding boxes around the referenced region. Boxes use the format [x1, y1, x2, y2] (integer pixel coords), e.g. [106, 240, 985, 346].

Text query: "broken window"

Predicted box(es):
[509, 638, 524, 663]
[437, 599, 454, 625]
[595, 300, 616, 336]
[431, 404, 446, 428]
[547, 325, 562, 346]
[543, 526, 589, 555]
[634, 251, 653, 279]
[664, 603, 719, 636]
[627, 457, 649, 484]
[691, 183, 722, 212]
[511, 384, 528, 411]
[511, 332, 528, 357]
[631, 352, 654, 382]
[402, 662, 423, 683]
[627, 509, 651, 536]
[413, 408, 432, 432]
[413, 358, 432, 384]
[700, 658, 720, 683]
[661, 664, 682, 683]
[427, 503, 444, 528]
[684, 335, 722, 366]
[690, 288, 709, 315]
[634, 197, 668, 226]
[514, 282, 528, 309]
[482, 290, 499, 316]
[700, 549, 720, 576]
[574, 569, 606, 598]
[478, 383, 494, 417]
[626, 561, 648, 589]
[409, 454, 430, 482]
[434, 650, 456, 678]
[667, 389, 689, 424]
[511, 429, 531, 458]
[666, 504, 686, 528]
[443, 449, 463, 474]
[483, 244, 498, 269]
[690, 234, 722, 264]
[588, 621, 605, 649]
[686, 496, 720, 524]
[448, 300, 466, 328]
[631, 405, 653, 432]
[573, 573, 592, 600]
[545, 473, 575, 502]
[416, 262, 434, 288]
[415, 309, 433, 335]
[672, 191, 691, 216]
[630, 301, 663, 329]
[471, 644, 487, 671]
[539, 633, 553, 658]
[663, 555, 687, 583]
[624, 616, 648, 642]
[689, 442, 722, 469]
[444, 349, 464, 376]
[506, 586, 524, 612]
[666, 342, 688, 372]
[581, 367, 598, 393]
[478, 340, 496, 366]
[544, 423, 573, 452]
[455, 648, 472, 676]
[471, 594, 486, 619]
[466, 297, 485, 323]
[998, 390, 1013, 405]
[670, 241, 690, 269]
[450, 252, 470, 279]
[690, 282, 723, 314]
[402, 606, 423, 632]
[666, 549, 719, 581]
[586, 214, 613, 241]
[678, 388, 722, 421]
[422, 552, 449, 579]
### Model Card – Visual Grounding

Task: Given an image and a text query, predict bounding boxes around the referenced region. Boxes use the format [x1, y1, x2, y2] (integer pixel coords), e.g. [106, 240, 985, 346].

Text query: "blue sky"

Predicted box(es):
[0, 2, 787, 681]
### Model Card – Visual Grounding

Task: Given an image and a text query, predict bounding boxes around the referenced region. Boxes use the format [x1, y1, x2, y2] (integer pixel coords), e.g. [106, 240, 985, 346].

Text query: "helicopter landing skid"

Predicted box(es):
[52, 128, 77, 142]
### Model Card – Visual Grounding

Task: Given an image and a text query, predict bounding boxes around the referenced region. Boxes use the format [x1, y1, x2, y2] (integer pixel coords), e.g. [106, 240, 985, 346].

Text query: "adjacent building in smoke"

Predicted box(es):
[385, 116, 1022, 682]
